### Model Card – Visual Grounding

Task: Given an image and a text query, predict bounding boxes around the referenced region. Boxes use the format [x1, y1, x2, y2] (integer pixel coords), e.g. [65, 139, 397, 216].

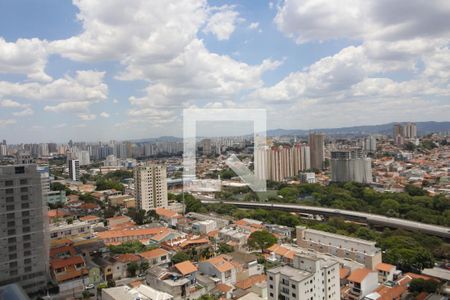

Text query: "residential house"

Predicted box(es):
[375, 263, 396, 283]
[139, 248, 170, 267]
[156, 207, 181, 227]
[347, 268, 379, 300]
[199, 255, 237, 285]
[146, 261, 204, 300]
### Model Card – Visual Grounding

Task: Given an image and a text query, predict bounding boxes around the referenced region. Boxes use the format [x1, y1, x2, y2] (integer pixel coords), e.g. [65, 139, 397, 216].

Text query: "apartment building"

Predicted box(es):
[134, 164, 168, 211]
[68, 159, 80, 181]
[296, 226, 382, 270]
[0, 164, 49, 294]
[267, 253, 340, 300]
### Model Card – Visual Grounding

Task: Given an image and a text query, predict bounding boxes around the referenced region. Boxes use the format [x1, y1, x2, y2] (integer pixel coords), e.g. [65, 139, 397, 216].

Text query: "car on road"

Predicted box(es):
[85, 284, 95, 290]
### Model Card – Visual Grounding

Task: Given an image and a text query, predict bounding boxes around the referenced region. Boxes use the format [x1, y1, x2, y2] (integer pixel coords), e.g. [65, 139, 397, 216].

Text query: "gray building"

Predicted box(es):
[308, 133, 325, 170]
[330, 148, 372, 183]
[0, 165, 49, 294]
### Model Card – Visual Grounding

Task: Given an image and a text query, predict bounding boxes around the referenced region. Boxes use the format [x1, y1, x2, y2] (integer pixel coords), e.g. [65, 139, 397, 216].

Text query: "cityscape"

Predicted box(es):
[0, 1, 449, 300]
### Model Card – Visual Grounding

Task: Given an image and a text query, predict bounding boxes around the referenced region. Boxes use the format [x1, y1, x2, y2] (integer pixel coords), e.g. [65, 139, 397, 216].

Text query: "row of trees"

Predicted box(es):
[270, 182, 450, 226]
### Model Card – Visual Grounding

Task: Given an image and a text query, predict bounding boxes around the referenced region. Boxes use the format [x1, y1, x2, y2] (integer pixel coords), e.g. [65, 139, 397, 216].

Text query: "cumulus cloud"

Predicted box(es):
[248, 22, 260, 30]
[100, 112, 110, 118]
[203, 5, 240, 40]
[0, 37, 51, 81]
[275, 0, 450, 43]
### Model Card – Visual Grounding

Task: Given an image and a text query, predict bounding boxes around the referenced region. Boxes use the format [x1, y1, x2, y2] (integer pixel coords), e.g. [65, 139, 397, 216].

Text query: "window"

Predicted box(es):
[15, 166, 25, 174]
[7, 213, 14, 219]
[20, 179, 28, 185]
[5, 180, 14, 186]
[5, 188, 13, 194]
[20, 187, 28, 193]
[6, 196, 14, 203]
[21, 195, 28, 201]
[21, 203, 29, 209]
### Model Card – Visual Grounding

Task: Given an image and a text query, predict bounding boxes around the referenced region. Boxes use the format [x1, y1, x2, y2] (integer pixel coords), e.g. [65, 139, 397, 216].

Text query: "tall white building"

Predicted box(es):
[0, 164, 49, 294]
[68, 159, 80, 181]
[267, 253, 340, 300]
[134, 164, 168, 211]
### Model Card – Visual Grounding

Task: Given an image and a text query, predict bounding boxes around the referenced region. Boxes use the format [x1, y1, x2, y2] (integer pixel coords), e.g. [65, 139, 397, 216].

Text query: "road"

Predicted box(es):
[200, 200, 450, 239]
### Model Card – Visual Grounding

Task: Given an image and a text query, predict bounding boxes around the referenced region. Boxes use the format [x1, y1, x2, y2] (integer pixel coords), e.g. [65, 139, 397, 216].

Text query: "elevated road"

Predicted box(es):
[200, 200, 450, 239]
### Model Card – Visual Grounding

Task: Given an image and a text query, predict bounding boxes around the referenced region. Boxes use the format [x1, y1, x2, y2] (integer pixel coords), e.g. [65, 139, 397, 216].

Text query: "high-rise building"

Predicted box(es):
[0, 164, 49, 294]
[308, 133, 325, 170]
[404, 123, 417, 138]
[330, 148, 372, 183]
[134, 164, 168, 211]
[68, 159, 80, 181]
[255, 144, 310, 182]
[267, 253, 340, 300]
[364, 136, 377, 153]
[393, 123, 417, 145]
[78, 151, 91, 166]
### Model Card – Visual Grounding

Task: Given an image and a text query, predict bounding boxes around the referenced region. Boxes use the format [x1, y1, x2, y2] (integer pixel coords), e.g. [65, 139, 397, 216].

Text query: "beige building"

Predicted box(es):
[255, 144, 310, 182]
[296, 226, 382, 270]
[134, 164, 168, 211]
[267, 253, 340, 300]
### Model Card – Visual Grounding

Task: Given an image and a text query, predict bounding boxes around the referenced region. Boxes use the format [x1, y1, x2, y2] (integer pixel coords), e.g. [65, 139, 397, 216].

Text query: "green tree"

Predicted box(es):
[404, 184, 426, 196]
[247, 230, 277, 252]
[218, 243, 234, 254]
[139, 261, 150, 274]
[171, 251, 191, 265]
[127, 262, 139, 277]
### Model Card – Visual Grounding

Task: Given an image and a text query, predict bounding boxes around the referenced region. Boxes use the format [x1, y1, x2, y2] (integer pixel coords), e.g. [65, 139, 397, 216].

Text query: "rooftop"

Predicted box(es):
[268, 265, 313, 282]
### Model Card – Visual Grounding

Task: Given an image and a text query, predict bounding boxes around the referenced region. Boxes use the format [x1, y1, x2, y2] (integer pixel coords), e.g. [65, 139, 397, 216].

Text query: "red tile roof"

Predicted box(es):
[51, 256, 84, 269]
[174, 261, 198, 276]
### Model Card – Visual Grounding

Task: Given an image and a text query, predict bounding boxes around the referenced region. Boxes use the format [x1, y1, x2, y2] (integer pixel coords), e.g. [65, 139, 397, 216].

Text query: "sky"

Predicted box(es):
[0, 0, 449, 143]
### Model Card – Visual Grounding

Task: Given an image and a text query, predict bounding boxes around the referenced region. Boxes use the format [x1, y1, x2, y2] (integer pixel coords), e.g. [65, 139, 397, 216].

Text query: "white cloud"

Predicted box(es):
[78, 113, 97, 121]
[0, 119, 16, 127]
[12, 108, 34, 117]
[248, 22, 260, 30]
[274, 0, 450, 43]
[0, 37, 51, 82]
[99, 112, 110, 118]
[44, 101, 91, 113]
[0, 99, 27, 108]
[203, 5, 240, 40]
[54, 123, 67, 128]
[49, 0, 207, 62]
[0, 71, 107, 102]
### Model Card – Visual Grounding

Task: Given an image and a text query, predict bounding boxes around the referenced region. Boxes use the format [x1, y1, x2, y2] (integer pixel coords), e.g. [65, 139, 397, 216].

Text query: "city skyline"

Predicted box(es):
[0, 0, 449, 143]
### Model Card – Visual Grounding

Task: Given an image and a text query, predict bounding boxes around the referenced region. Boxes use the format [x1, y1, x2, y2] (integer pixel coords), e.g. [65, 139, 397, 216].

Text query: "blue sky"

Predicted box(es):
[0, 0, 449, 143]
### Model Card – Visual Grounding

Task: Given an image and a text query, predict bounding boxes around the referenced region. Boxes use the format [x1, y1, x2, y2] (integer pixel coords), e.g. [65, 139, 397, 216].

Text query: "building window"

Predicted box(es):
[20, 179, 28, 185]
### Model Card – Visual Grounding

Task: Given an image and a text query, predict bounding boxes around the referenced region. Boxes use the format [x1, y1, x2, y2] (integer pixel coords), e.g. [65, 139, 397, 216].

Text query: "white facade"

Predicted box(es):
[68, 159, 80, 181]
[134, 164, 168, 211]
[267, 254, 340, 300]
[192, 220, 216, 234]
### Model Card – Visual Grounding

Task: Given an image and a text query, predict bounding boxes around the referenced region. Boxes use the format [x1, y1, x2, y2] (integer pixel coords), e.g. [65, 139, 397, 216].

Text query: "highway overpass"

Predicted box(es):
[200, 200, 450, 239]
